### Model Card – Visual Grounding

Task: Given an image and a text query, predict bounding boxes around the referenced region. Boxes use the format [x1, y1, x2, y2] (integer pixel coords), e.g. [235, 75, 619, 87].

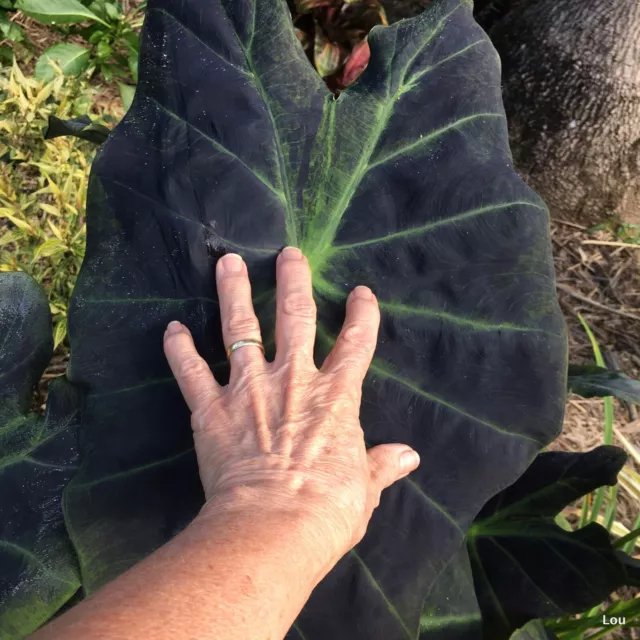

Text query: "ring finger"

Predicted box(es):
[216, 253, 264, 371]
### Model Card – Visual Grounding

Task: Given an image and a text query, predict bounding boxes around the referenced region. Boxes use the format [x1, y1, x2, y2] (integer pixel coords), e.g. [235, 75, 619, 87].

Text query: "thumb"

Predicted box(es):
[367, 443, 420, 493]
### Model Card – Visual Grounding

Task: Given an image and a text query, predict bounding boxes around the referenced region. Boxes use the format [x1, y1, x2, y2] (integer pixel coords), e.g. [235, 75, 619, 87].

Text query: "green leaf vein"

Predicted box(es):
[349, 548, 414, 639]
[148, 97, 285, 202]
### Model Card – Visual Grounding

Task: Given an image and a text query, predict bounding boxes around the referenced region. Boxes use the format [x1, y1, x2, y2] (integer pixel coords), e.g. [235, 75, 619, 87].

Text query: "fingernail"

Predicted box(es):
[400, 450, 420, 472]
[280, 246, 303, 261]
[219, 253, 243, 274]
[165, 320, 184, 336]
[353, 286, 373, 300]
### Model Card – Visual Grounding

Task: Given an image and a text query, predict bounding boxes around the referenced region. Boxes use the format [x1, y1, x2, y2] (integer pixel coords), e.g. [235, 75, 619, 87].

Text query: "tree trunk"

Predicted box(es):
[485, 0, 640, 226]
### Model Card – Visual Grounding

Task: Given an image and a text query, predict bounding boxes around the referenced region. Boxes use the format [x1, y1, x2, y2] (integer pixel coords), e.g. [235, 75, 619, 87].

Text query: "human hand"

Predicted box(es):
[163, 247, 420, 572]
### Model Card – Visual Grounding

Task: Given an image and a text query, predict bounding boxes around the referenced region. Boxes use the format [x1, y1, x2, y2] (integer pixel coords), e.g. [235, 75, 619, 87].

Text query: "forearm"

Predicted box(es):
[32, 498, 330, 640]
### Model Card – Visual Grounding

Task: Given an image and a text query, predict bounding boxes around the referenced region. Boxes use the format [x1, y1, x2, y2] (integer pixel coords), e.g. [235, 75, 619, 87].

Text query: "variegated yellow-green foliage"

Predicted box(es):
[0, 61, 120, 348]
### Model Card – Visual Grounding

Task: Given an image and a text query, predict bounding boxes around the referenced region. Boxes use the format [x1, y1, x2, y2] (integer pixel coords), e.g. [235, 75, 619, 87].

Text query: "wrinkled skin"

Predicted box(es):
[163, 247, 421, 567]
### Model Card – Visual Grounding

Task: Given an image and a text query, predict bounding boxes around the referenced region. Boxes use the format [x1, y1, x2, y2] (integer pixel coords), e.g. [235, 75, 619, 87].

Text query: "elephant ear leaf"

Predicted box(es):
[468, 446, 637, 640]
[419, 548, 482, 639]
[0, 272, 81, 639]
[509, 621, 558, 640]
[568, 364, 640, 405]
[63, 0, 566, 637]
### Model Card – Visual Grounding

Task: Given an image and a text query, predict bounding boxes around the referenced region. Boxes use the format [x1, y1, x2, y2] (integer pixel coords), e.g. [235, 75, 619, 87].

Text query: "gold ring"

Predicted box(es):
[226, 339, 265, 360]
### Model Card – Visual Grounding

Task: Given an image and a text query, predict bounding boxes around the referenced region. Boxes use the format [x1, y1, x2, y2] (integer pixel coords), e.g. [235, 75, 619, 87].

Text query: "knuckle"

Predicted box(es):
[225, 306, 260, 337]
[340, 323, 376, 351]
[177, 355, 210, 382]
[282, 292, 316, 320]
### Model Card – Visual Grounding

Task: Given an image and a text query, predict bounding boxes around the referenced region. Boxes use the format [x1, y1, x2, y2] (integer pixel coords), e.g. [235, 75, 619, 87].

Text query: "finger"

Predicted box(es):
[367, 444, 421, 495]
[274, 247, 317, 365]
[320, 286, 380, 380]
[163, 321, 221, 413]
[216, 253, 265, 369]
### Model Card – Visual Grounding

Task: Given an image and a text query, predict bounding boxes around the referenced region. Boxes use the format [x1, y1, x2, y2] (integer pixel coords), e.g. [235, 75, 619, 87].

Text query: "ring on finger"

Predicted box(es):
[226, 339, 265, 360]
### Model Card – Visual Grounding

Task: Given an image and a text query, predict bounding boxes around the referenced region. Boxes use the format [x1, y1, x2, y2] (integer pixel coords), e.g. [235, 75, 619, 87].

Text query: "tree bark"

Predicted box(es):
[485, 0, 640, 226]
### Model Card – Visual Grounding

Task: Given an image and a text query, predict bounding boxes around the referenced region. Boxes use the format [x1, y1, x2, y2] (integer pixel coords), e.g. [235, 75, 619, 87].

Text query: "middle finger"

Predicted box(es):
[275, 247, 317, 366]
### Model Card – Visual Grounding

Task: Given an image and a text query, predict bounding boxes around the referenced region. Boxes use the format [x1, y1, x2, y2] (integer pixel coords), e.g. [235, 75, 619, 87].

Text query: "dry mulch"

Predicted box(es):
[549, 219, 640, 639]
[550, 218, 640, 530]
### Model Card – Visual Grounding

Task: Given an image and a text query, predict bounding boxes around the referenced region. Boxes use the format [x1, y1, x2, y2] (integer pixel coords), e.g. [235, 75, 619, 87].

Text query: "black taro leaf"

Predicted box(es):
[63, 0, 566, 637]
[419, 548, 482, 639]
[568, 364, 640, 405]
[0, 272, 81, 639]
[509, 621, 558, 640]
[43, 115, 111, 145]
[468, 447, 637, 640]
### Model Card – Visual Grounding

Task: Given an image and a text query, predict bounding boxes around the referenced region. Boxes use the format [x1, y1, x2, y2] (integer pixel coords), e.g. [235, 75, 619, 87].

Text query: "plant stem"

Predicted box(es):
[617, 518, 640, 551]
[578, 314, 615, 523]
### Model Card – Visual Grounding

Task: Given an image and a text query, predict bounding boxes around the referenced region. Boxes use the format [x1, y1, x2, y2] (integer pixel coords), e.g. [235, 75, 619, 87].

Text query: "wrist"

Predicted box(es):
[193, 487, 342, 582]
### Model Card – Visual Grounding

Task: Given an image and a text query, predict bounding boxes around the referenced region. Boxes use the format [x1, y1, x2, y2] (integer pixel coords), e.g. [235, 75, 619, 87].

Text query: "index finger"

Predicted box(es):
[320, 286, 380, 381]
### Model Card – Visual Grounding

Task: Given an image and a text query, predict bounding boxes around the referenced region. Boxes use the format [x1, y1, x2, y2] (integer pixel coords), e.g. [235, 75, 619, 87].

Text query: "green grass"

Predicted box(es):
[550, 316, 640, 639]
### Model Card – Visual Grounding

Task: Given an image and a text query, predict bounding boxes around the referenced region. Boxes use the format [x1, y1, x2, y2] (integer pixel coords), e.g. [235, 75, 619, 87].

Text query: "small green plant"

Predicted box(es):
[13, 0, 144, 97]
[0, 60, 120, 348]
[586, 220, 640, 245]
[550, 316, 640, 638]
[0, 0, 26, 63]
[615, 223, 640, 245]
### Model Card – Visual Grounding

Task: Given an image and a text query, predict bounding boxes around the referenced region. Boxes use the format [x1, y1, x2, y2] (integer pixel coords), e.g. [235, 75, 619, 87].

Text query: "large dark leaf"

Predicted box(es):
[509, 621, 558, 640]
[419, 548, 482, 639]
[63, 0, 566, 637]
[0, 272, 81, 639]
[568, 364, 640, 405]
[468, 447, 639, 640]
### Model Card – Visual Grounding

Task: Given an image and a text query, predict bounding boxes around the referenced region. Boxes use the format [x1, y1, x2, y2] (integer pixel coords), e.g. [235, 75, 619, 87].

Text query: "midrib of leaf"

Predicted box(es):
[44, 46, 88, 75]
[66, 447, 195, 491]
[349, 548, 414, 639]
[368, 360, 541, 444]
[0, 540, 80, 588]
[329, 200, 545, 252]
[101, 177, 281, 255]
[313, 273, 549, 334]
[0, 413, 29, 437]
[229, 0, 298, 245]
[148, 97, 285, 203]
[315, 325, 541, 444]
[0, 419, 77, 471]
[419, 613, 481, 631]
[304, 0, 472, 271]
